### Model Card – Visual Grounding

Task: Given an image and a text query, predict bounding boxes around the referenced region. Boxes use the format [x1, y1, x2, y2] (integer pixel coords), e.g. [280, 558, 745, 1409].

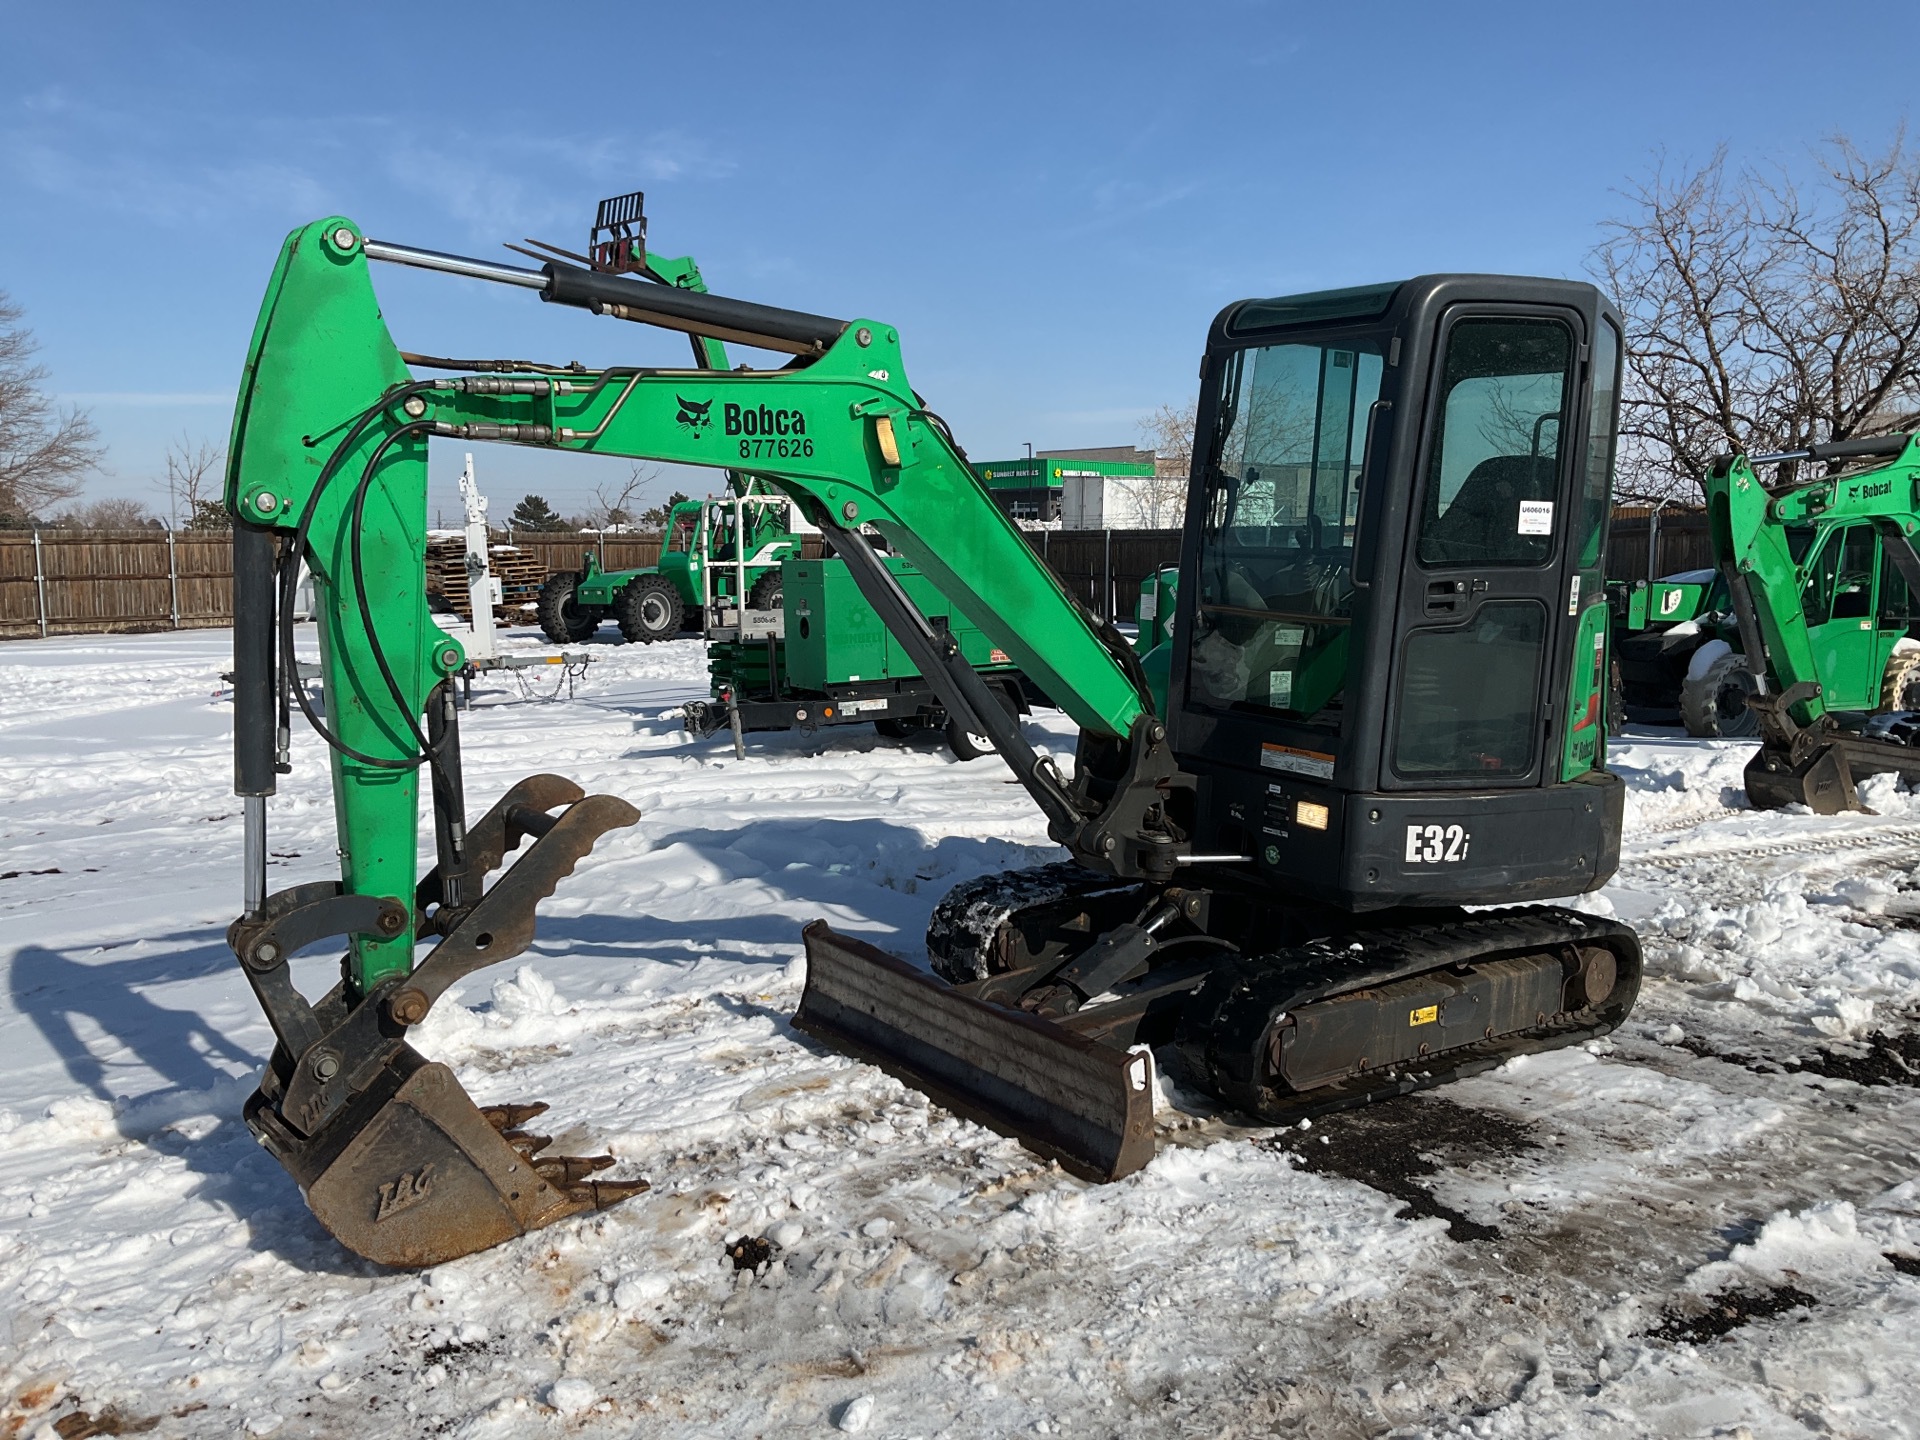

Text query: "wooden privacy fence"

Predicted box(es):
[1606, 508, 1711, 582]
[0, 511, 1705, 642]
[0, 529, 236, 639]
[494, 532, 663, 577]
[0, 529, 678, 640]
[1029, 528, 1181, 624]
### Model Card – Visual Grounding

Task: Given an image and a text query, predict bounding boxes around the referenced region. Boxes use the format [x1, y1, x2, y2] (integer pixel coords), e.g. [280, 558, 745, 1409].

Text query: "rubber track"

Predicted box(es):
[1178, 906, 1643, 1122]
[927, 862, 1146, 984]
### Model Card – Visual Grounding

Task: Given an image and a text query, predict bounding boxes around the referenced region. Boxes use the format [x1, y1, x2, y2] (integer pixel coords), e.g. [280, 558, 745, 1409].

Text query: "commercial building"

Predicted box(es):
[975, 446, 1160, 527]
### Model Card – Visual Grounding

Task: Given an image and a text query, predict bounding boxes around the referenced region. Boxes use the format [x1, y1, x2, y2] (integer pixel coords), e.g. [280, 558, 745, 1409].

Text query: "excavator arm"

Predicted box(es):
[225, 215, 1184, 1262]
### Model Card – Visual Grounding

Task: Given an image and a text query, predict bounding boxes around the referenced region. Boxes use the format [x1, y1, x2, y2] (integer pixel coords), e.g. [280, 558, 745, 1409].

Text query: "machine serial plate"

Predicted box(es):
[1259, 743, 1334, 780]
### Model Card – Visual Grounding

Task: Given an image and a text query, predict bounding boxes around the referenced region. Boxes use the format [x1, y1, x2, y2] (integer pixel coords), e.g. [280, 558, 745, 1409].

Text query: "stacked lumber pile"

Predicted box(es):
[425, 537, 548, 623]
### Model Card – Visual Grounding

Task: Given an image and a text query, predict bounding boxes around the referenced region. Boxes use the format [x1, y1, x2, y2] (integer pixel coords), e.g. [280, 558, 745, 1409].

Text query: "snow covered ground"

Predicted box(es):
[2, 626, 1919, 1439]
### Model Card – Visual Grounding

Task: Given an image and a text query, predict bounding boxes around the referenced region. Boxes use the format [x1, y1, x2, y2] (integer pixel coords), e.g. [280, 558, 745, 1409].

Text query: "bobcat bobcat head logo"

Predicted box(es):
[676, 396, 713, 435]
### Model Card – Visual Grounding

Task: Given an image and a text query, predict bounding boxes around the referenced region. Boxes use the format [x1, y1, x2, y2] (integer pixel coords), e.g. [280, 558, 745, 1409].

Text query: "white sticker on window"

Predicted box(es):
[1269, 670, 1293, 707]
[1568, 573, 1581, 616]
[1518, 500, 1554, 536]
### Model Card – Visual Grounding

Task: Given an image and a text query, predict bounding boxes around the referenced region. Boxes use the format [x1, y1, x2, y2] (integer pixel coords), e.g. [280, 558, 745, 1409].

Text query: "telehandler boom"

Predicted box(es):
[225, 196, 1641, 1265]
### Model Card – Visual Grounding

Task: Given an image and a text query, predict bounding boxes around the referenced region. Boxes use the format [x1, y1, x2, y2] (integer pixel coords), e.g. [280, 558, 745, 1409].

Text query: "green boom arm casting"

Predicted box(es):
[225, 212, 1174, 1265]
[1707, 431, 1920, 810]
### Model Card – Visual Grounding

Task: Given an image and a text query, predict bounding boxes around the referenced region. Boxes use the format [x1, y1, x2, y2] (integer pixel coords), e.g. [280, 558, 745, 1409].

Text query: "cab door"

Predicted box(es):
[1803, 524, 1883, 710]
[1382, 308, 1585, 790]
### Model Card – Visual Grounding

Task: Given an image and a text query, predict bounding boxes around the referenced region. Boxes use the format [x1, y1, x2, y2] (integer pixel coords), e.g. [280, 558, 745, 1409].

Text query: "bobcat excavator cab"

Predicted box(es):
[222, 194, 1639, 1265]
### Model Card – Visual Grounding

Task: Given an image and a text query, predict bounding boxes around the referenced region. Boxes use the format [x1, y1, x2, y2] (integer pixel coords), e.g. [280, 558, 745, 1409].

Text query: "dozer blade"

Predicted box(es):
[250, 1045, 647, 1269]
[793, 921, 1157, 1181]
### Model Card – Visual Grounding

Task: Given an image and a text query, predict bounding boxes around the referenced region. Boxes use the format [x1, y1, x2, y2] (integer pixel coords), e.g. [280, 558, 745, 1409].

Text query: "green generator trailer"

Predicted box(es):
[684, 549, 1038, 760]
[1606, 568, 1721, 729]
[1133, 564, 1179, 714]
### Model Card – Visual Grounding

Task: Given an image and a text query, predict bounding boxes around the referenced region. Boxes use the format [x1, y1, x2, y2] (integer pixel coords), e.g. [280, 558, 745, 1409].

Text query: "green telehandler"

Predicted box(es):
[537, 483, 804, 644]
[222, 194, 1641, 1266]
[524, 237, 806, 646]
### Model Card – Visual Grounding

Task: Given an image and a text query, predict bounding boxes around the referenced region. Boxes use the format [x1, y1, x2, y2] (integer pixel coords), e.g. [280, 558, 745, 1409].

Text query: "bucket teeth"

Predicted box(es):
[502, 1130, 554, 1159]
[576, 1177, 653, 1208]
[281, 1056, 651, 1267]
[533, 1152, 616, 1187]
[481, 1101, 551, 1131]
[533, 1150, 652, 1209]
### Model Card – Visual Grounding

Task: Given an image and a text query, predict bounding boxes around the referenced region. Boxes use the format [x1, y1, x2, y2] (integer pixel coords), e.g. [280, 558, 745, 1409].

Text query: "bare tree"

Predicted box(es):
[52, 496, 158, 529]
[160, 435, 226, 529]
[582, 465, 657, 531]
[1114, 400, 1198, 527]
[1594, 134, 1920, 502]
[0, 291, 101, 525]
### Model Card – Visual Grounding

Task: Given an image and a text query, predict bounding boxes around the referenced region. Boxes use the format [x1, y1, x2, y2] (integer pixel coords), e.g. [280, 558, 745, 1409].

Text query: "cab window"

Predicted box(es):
[1417, 319, 1573, 568]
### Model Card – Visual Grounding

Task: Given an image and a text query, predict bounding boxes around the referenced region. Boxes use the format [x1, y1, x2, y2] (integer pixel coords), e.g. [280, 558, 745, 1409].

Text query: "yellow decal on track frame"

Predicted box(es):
[1409, 1005, 1439, 1027]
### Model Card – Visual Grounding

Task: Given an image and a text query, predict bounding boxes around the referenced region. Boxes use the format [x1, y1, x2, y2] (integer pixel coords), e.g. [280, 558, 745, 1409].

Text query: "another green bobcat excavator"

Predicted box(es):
[224, 194, 1640, 1265]
[1704, 434, 1920, 810]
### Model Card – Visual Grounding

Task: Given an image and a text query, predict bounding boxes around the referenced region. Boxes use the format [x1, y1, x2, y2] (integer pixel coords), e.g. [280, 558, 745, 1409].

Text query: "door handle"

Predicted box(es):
[1425, 579, 1466, 616]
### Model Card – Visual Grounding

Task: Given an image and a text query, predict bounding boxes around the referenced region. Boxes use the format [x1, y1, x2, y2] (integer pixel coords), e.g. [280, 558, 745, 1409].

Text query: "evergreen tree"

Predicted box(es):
[510, 493, 568, 531]
[639, 491, 691, 527]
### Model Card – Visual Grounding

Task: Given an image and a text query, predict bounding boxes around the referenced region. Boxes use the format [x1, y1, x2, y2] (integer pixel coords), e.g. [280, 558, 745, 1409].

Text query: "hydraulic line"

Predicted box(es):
[276, 385, 439, 771]
[346, 419, 441, 759]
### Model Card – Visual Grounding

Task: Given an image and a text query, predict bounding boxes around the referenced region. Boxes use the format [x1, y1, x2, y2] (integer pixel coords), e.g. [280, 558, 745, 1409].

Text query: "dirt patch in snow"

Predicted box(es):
[1263, 1095, 1537, 1242]
[1683, 1028, 1920, 1088]
[49, 1407, 161, 1438]
[725, 1234, 778, 1272]
[1646, 1283, 1819, 1343]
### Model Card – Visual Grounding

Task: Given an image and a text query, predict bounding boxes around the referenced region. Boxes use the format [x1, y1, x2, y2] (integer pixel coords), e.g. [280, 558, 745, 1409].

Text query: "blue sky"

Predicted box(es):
[3, 2, 1911, 526]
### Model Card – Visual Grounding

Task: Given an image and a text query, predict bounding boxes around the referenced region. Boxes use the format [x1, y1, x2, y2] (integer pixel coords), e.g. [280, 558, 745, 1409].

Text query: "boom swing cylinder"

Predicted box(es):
[225, 203, 1643, 1265]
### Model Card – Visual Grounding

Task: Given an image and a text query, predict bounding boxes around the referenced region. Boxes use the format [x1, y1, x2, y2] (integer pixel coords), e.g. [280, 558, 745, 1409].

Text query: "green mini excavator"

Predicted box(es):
[224, 194, 1640, 1265]
[1704, 433, 1920, 810]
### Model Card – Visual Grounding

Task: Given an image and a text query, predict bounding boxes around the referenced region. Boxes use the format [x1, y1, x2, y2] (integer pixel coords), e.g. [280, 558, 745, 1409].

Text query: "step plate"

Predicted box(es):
[794, 921, 1157, 1181]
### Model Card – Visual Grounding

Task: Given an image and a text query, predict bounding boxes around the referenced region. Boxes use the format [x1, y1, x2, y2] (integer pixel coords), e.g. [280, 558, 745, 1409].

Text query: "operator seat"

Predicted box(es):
[1421, 455, 1553, 564]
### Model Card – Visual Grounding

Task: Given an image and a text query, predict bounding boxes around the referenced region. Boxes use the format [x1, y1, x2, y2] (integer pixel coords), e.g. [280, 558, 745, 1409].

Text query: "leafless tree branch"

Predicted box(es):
[0, 291, 101, 524]
[1593, 132, 1920, 502]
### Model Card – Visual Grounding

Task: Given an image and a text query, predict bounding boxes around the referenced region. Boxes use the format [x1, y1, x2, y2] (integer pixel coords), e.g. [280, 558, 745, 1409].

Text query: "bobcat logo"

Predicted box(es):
[676, 395, 713, 436]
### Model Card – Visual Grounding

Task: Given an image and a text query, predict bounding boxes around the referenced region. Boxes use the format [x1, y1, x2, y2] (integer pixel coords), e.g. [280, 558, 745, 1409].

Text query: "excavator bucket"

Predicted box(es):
[236, 776, 647, 1267]
[792, 921, 1158, 1181]
[250, 1053, 647, 1268]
